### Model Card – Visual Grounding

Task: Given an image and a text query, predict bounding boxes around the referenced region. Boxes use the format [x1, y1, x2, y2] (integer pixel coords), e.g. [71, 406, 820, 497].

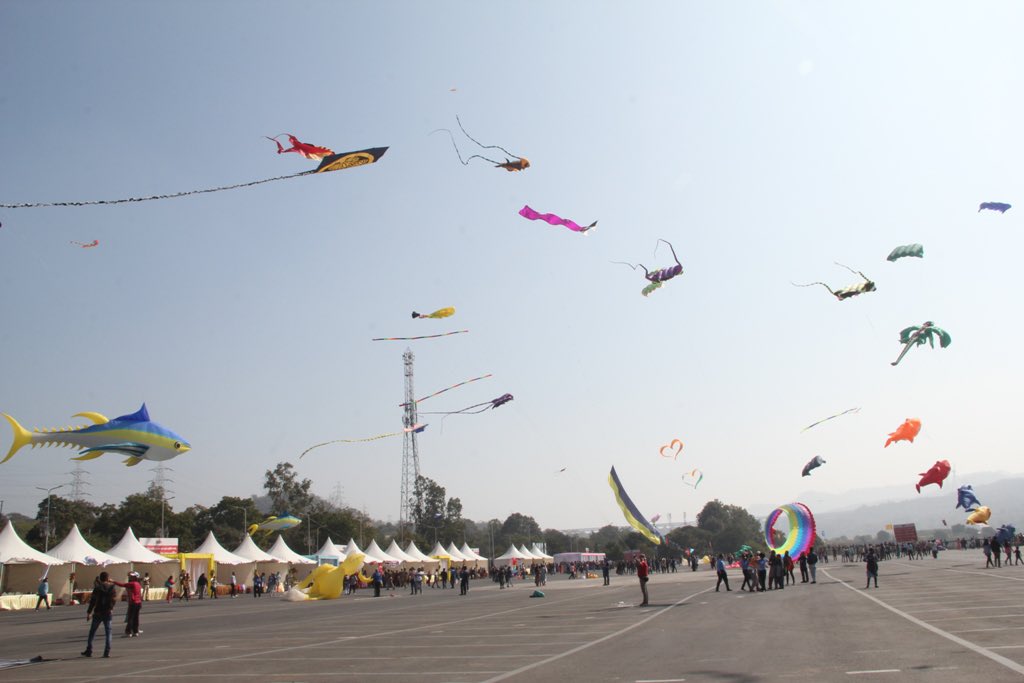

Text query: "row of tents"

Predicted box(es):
[0, 520, 554, 601]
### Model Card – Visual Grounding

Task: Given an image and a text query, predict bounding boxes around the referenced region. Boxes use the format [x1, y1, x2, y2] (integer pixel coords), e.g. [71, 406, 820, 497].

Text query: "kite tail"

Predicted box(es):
[1, 413, 33, 464]
[792, 281, 837, 296]
[265, 136, 286, 154]
[429, 128, 471, 166]
[455, 115, 522, 160]
[916, 483, 921, 493]
[890, 342, 914, 366]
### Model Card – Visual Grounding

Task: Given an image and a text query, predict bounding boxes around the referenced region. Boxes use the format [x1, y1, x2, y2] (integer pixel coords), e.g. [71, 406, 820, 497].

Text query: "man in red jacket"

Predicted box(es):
[637, 554, 650, 606]
[114, 572, 143, 638]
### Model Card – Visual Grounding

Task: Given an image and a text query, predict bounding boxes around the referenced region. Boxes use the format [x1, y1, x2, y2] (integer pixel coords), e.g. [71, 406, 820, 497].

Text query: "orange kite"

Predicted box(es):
[884, 418, 921, 447]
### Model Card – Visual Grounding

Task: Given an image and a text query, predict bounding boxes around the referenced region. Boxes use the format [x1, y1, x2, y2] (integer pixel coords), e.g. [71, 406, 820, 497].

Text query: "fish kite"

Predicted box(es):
[801, 455, 826, 477]
[399, 374, 492, 407]
[979, 202, 1011, 213]
[916, 459, 951, 493]
[431, 116, 529, 172]
[2, 404, 190, 467]
[247, 513, 302, 535]
[372, 330, 469, 342]
[300, 424, 427, 459]
[71, 239, 99, 248]
[966, 506, 992, 526]
[412, 307, 454, 319]
[519, 205, 596, 234]
[265, 134, 334, 161]
[884, 418, 921, 447]
[793, 262, 876, 301]
[801, 407, 860, 432]
[682, 468, 704, 488]
[420, 393, 513, 416]
[891, 321, 951, 367]
[996, 524, 1016, 544]
[956, 485, 982, 511]
[887, 244, 924, 262]
[0, 146, 389, 209]
[608, 466, 663, 545]
[659, 439, 683, 460]
[614, 239, 684, 297]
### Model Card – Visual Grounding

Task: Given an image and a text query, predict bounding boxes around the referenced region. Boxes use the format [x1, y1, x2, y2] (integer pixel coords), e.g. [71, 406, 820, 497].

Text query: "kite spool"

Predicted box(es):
[763, 502, 816, 560]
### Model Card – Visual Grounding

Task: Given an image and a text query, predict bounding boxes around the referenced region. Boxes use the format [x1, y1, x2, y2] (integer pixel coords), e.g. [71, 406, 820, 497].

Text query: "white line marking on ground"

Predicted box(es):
[952, 626, 1024, 634]
[824, 569, 1024, 676]
[988, 645, 1024, 650]
[946, 568, 1024, 582]
[477, 586, 715, 683]
[846, 670, 900, 674]
[636, 679, 687, 682]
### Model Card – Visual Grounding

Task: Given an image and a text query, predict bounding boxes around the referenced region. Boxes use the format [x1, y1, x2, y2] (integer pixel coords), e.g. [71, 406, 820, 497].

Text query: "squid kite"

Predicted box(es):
[979, 202, 1011, 213]
[608, 466, 663, 545]
[614, 239, 684, 297]
[891, 321, 951, 367]
[247, 513, 301, 535]
[793, 262, 876, 301]
[916, 459, 951, 493]
[420, 393, 513, 416]
[412, 307, 455, 319]
[300, 424, 427, 458]
[431, 116, 529, 171]
[519, 205, 596, 234]
[659, 439, 683, 460]
[71, 239, 99, 248]
[884, 418, 921, 447]
[682, 468, 704, 488]
[887, 244, 924, 262]
[0, 146, 389, 209]
[266, 134, 334, 161]
[966, 506, 991, 526]
[801, 455, 826, 477]
[956, 485, 982, 511]
[801, 407, 860, 432]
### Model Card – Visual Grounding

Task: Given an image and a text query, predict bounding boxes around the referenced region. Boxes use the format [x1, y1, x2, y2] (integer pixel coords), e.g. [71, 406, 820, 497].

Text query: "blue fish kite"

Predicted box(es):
[2, 404, 190, 467]
[248, 513, 302, 535]
[956, 484, 981, 511]
[996, 524, 1016, 545]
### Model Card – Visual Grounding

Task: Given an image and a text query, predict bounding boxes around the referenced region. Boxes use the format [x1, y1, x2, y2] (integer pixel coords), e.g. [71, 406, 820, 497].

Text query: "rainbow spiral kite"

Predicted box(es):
[763, 502, 816, 559]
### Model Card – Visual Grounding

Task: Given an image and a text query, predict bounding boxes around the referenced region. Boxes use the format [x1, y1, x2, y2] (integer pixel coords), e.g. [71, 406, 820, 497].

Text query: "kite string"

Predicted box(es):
[456, 115, 521, 160]
[0, 171, 314, 209]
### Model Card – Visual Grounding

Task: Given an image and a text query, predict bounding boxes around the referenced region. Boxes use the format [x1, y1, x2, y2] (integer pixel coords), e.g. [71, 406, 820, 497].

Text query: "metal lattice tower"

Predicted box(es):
[399, 348, 422, 542]
[67, 461, 91, 501]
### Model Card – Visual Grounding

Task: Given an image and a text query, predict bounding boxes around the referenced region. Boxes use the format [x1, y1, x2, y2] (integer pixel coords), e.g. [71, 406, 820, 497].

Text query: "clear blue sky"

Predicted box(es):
[2, 2, 1022, 532]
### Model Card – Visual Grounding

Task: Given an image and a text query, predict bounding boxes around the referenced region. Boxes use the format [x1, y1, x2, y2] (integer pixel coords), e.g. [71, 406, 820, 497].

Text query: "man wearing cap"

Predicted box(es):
[113, 572, 143, 638]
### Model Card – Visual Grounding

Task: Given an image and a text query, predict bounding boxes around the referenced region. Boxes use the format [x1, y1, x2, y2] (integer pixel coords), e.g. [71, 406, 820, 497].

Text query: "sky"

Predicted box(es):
[1, 2, 1023, 534]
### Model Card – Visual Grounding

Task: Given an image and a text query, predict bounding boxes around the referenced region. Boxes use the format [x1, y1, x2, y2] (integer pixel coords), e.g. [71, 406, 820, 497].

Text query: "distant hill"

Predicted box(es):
[762, 475, 1024, 538]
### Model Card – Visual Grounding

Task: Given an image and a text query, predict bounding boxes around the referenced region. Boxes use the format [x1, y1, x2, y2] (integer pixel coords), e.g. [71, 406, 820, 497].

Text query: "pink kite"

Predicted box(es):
[519, 205, 597, 234]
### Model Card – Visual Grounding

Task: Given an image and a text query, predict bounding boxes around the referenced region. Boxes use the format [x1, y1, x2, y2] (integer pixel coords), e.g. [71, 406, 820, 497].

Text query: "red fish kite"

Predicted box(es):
[916, 460, 951, 493]
[265, 134, 334, 161]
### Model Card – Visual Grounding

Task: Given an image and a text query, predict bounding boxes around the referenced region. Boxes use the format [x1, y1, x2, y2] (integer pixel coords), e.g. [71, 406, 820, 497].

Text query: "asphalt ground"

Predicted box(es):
[1, 550, 1023, 682]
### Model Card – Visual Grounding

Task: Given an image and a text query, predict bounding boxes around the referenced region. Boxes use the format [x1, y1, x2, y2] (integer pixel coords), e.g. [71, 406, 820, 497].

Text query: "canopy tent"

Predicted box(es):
[528, 544, 554, 562]
[362, 539, 401, 565]
[384, 540, 418, 565]
[232, 535, 291, 593]
[105, 527, 172, 591]
[445, 542, 475, 568]
[427, 542, 454, 568]
[313, 537, 347, 564]
[493, 544, 530, 568]
[515, 544, 546, 564]
[193, 531, 252, 588]
[459, 542, 489, 568]
[49, 524, 130, 589]
[267, 535, 316, 564]
[344, 539, 363, 557]
[0, 520, 71, 601]
[404, 541, 440, 568]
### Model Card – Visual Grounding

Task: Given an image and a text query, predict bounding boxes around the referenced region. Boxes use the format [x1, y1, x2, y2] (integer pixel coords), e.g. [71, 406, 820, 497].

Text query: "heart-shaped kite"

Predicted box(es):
[659, 439, 683, 460]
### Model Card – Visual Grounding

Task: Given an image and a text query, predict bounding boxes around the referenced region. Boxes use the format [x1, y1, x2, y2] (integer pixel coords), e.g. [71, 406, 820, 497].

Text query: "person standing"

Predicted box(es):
[983, 540, 994, 568]
[163, 575, 174, 603]
[784, 551, 795, 585]
[196, 573, 208, 600]
[230, 572, 238, 598]
[35, 575, 50, 610]
[798, 551, 809, 583]
[82, 572, 117, 658]
[992, 537, 1002, 568]
[372, 565, 383, 597]
[141, 573, 151, 601]
[715, 554, 731, 592]
[459, 565, 470, 595]
[637, 553, 650, 605]
[113, 572, 143, 638]
[602, 558, 611, 586]
[209, 574, 218, 598]
[807, 547, 818, 584]
[865, 548, 879, 588]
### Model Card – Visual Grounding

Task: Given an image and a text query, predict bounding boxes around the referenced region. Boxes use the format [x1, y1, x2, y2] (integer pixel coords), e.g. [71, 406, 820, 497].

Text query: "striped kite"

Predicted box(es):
[608, 466, 663, 545]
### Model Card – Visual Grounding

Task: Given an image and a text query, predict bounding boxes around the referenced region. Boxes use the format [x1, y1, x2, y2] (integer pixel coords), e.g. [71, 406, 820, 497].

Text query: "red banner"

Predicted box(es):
[892, 524, 918, 543]
[140, 538, 179, 554]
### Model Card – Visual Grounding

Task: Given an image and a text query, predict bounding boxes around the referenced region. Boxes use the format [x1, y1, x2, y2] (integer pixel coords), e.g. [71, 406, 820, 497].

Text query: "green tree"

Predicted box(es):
[500, 513, 541, 547]
[696, 500, 762, 553]
[263, 462, 314, 514]
[543, 528, 573, 554]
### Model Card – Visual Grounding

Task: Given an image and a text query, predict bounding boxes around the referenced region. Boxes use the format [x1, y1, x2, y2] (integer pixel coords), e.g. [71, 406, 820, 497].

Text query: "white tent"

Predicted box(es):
[233, 535, 291, 593]
[267, 535, 315, 565]
[314, 537, 346, 563]
[106, 527, 172, 593]
[0, 520, 70, 603]
[445, 542, 471, 564]
[384, 540, 418, 565]
[49, 524, 130, 589]
[193, 531, 252, 588]
[404, 541, 440, 568]
[459, 542, 489, 568]
[515, 544, 545, 564]
[493, 544, 530, 567]
[427, 541, 453, 568]
[362, 539, 401, 565]
[529, 544, 554, 562]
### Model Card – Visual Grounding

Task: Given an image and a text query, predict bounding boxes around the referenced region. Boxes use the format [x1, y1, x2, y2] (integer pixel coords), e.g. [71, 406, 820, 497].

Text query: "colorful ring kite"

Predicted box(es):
[763, 502, 816, 559]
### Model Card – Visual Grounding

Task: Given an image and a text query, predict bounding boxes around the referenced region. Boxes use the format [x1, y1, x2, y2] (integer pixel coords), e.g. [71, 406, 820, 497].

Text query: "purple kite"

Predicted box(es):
[979, 202, 1011, 213]
[519, 205, 596, 234]
[420, 393, 513, 416]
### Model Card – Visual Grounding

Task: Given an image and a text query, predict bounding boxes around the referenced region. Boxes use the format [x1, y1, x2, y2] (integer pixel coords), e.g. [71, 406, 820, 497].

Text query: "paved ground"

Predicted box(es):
[2, 550, 1023, 682]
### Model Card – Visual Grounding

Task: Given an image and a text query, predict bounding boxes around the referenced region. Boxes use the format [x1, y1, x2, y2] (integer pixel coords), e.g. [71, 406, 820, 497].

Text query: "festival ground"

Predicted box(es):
[2, 551, 1023, 682]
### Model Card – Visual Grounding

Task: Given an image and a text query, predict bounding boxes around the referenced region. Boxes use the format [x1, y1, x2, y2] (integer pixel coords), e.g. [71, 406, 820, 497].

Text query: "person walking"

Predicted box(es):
[715, 554, 731, 592]
[113, 572, 143, 638]
[984, 540, 994, 568]
[756, 552, 768, 592]
[637, 553, 650, 606]
[865, 548, 879, 588]
[784, 551, 795, 585]
[163, 575, 174, 603]
[196, 573, 208, 600]
[808, 547, 819, 584]
[82, 572, 117, 658]
[35, 575, 51, 610]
